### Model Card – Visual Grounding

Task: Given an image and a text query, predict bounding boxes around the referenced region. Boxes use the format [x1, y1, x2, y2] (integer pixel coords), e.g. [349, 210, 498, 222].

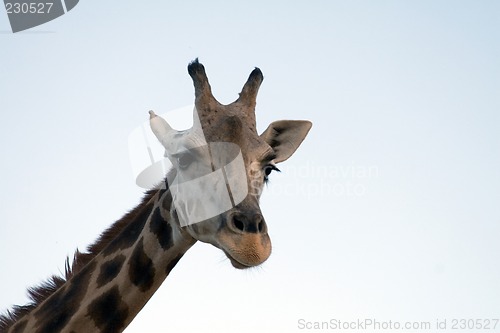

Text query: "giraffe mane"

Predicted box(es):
[0, 189, 157, 332]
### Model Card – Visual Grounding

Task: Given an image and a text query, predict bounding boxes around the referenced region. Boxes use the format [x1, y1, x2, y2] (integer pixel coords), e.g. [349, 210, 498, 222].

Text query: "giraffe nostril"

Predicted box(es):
[230, 213, 267, 233]
[232, 217, 245, 232]
[256, 214, 267, 233]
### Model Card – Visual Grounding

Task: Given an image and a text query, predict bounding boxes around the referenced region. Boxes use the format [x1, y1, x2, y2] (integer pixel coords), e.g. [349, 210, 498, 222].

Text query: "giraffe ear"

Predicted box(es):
[260, 120, 312, 163]
[149, 110, 177, 152]
[149, 110, 173, 141]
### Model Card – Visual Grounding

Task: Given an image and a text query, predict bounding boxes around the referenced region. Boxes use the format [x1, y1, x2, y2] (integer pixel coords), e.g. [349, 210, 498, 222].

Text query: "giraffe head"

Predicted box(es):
[150, 59, 311, 269]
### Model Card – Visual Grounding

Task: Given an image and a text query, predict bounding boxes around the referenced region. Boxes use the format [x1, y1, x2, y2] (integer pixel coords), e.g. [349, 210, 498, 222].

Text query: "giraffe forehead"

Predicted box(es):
[200, 112, 256, 143]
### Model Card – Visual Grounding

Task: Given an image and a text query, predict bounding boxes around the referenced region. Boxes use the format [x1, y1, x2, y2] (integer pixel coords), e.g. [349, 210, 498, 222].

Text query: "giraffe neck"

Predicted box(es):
[4, 187, 196, 333]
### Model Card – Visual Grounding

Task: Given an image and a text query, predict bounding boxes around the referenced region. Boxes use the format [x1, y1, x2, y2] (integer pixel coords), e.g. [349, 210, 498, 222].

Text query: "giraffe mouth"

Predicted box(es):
[222, 249, 253, 269]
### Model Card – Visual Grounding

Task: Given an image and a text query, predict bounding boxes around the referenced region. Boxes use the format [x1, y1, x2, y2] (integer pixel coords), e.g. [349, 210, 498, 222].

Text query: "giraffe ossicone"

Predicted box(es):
[0, 59, 312, 333]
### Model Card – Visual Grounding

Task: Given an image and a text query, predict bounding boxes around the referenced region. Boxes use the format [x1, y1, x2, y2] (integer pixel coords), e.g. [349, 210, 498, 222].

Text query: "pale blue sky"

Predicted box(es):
[1, 1, 499, 332]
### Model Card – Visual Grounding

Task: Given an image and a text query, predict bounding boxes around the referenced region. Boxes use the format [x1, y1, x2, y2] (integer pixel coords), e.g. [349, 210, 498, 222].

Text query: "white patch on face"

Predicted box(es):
[224, 148, 248, 205]
[152, 109, 250, 227]
[160, 128, 206, 159]
[247, 161, 266, 198]
[169, 142, 248, 226]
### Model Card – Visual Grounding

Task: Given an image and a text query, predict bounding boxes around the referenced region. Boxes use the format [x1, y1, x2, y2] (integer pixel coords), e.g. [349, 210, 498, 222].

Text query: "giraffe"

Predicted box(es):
[0, 59, 312, 333]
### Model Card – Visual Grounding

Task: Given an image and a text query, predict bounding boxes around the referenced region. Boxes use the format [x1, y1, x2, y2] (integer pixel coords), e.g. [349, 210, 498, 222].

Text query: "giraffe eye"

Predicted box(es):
[177, 153, 194, 170]
[263, 164, 280, 183]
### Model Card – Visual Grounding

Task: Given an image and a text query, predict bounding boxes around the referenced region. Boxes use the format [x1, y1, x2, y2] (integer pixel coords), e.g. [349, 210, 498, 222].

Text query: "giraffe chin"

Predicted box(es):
[229, 257, 253, 269]
[222, 249, 257, 269]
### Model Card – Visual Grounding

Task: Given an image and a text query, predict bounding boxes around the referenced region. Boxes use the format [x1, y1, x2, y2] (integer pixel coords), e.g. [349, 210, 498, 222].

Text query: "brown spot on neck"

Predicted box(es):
[128, 238, 156, 292]
[87, 286, 129, 333]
